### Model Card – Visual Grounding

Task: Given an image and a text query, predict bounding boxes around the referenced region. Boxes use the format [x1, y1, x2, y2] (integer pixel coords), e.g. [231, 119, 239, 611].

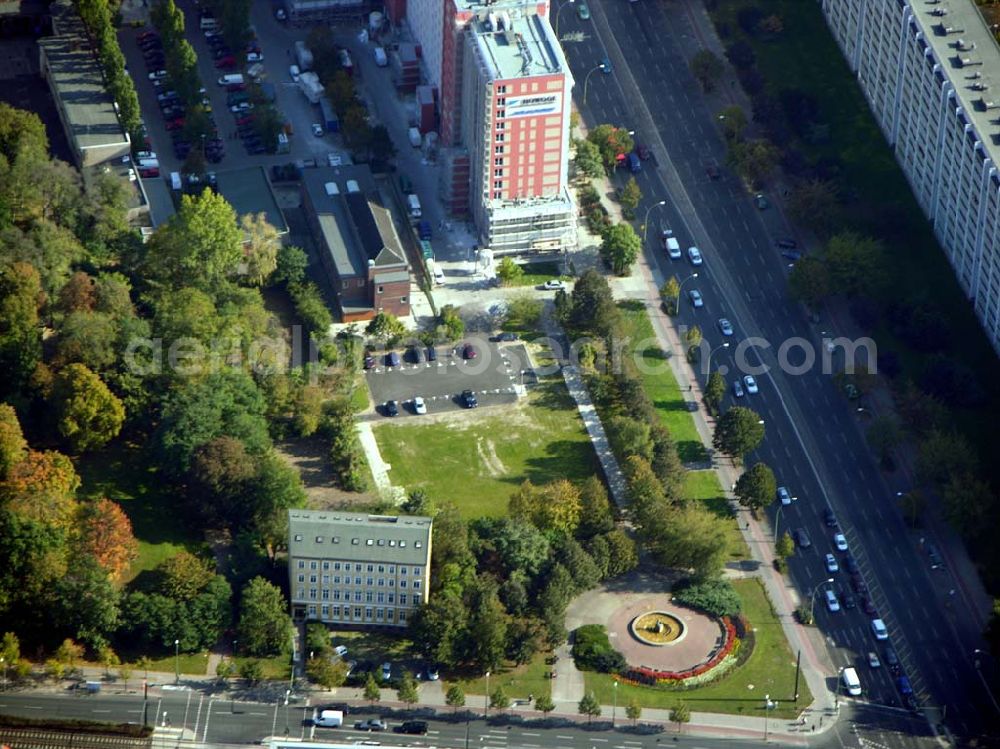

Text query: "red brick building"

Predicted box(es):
[301, 167, 410, 323]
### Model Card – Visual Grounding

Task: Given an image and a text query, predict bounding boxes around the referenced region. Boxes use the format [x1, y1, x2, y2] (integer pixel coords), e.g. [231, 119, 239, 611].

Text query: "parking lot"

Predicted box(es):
[365, 341, 531, 417]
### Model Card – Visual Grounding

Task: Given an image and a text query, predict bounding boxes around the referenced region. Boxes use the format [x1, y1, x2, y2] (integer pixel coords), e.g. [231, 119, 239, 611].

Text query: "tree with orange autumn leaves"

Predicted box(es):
[77, 498, 138, 582]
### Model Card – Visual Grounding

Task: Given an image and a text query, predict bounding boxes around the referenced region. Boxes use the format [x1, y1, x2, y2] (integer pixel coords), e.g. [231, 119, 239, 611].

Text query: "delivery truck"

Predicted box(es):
[294, 41, 313, 71]
[298, 72, 323, 104]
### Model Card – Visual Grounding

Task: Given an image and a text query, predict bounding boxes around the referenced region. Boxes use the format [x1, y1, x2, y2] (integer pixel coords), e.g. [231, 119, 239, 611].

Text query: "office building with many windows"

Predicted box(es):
[287, 510, 432, 629]
[820, 0, 1000, 353]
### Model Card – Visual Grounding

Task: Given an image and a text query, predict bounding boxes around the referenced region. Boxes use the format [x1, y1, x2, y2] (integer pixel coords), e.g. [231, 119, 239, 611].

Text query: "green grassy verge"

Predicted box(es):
[684, 470, 749, 561]
[583, 579, 808, 718]
[617, 302, 707, 463]
[507, 261, 569, 288]
[140, 652, 210, 676]
[375, 382, 597, 518]
[448, 651, 552, 701]
[76, 443, 206, 582]
[235, 656, 291, 680]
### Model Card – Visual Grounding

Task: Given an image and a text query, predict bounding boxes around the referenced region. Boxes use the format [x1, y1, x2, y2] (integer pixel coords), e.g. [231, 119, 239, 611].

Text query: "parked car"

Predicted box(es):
[823, 508, 838, 528]
[386, 351, 400, 367]
[687, 246, 703, 265]
[381, 662, 392, 681]
[542, 279, 565, 290]
[215, 56, 237, 69]
[732, 378, 744, 398]
[462, 343, 477, 360]
[461, 390, 478, 409]
[407, 345, 425, 363]
[717, 318, 734, 336]
[867, 651, 881, 668]
[354, 719, 387, 732]
[688, 289, 704, 308]
[384, 400, 399, 417]
[427, 346, 437, 362]
[871, 618, 889, 640]
[312, 123, 324, 137]
[743, 375, 758, 394]
[776, 486, 792, 506]
[775, 238, 798, 249]
[289, 64, 301, 82]
[148, 69, 167, 81]
[413, 397, 427, 415]
[635, 143, 651, 161]
[825, 553, 839, 573]
[834, 533, 848, 552]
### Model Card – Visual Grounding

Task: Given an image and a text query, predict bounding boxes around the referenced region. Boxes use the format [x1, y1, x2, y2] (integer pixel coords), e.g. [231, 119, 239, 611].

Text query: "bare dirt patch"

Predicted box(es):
[276, 437, 377, 508]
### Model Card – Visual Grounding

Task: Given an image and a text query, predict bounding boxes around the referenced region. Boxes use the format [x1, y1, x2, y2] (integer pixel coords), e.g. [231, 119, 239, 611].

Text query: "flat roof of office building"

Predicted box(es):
[469, 9, 563, 80]
[214, 166, 288, 235]
[39, 0, 128, 155]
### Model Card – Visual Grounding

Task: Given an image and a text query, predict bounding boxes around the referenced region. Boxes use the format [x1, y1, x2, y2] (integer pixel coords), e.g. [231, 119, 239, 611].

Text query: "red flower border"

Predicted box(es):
[617, 617, 738, 685]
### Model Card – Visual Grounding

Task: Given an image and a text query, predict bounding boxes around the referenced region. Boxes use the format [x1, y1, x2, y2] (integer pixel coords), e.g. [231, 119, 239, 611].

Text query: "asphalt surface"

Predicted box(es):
[365, 341, 523, 415]
[557, 0, 996, 743]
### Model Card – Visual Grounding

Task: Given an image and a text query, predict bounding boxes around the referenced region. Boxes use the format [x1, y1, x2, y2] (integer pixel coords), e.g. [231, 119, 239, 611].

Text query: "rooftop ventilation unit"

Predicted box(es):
[324, 182, 339, 196]
[931, 7, 948, 16]
[971, 82, 988, 91]
[346, 179, 360, 192]
[958, 57, 980, 67]
[956, 38, 974, 51]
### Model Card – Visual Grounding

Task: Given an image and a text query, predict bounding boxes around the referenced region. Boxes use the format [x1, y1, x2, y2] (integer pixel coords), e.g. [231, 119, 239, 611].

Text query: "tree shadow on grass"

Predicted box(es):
[504, 439, 598, 488]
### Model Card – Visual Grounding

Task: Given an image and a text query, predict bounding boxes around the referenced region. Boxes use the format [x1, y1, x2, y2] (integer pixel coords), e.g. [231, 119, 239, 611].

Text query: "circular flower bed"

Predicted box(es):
[629, 611, 686, 646]
[617, 616, 741, 687]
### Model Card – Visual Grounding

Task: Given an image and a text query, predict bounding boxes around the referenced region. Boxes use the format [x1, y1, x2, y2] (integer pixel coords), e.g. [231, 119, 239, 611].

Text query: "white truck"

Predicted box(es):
[408, 127, 422, 148]
[298, 72, 324, 104]
[312, 709, 343, 728]
[294, 40, 313, 71]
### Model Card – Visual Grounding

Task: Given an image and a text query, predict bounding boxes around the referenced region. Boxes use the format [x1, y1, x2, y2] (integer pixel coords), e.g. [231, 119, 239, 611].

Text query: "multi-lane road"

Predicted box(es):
[0, 689, 940, 749]
[556, 0, 997, 742]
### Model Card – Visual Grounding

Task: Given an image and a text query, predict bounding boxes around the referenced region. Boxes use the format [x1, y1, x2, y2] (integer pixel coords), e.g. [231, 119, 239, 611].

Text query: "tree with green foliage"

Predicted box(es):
[436, 304, 465, 341]
[619, 177, 642, 218]
[144, 191, 243, 293]
[507, 479, 582, 535]
[866, 416, 901, 470]
[239, 213, 281, 286]
[587, 125, 634, 172]
[787, 255, 830, 312]
[660, 275, 680, 315]
[685, 325, 703, 358]
[445, 684, 465, 710]
[496, 257, 524, 287]
[704, 371, 727, 416]
[409, 590, 469, 669]
[787, 180, 840, 238]
[535, 694, 555, 714]
[274, 245, 309, 287]
[366, 311, 407, 343]
[0, 405, 27, 478]
[670, 701, 691, 732]
[215, 658, 237, 685]
[342, 105, 373, 151]
[364, 672, 381, 702]
[578, 691, 602, 721]
[690, 49, 724, 92]
[50, 555, 120, 649]
[288, 281, 333, 336]
[626, 698, 642, 724]
[713, 406, 765, 459]
[490, 686, 510, 711]
[576, 476, 615, 539]
[396, 669, 419, 705]
[776, 531, 795, 563]
[239, 659, 264, 685]
[574, 138, 604, 178]
[942, 472, 994, 540]
[0, 262, 43, 399]
[306, 657, 348, 689]
[505, 293, 543, 330]
[645, 502, 729, 580]
[600, 222, 641, 276]
[468, 581, 508, 672]
[726, 138, 779, 189]
[718, 105, 748, 141]
[915, 429, 977, 488]
[51, 364, 124, 453]
[237, 577, 292, 657]
[734, 461, 776, 513]
[567, 270, 618, 338]
[823, 232, 887, 297]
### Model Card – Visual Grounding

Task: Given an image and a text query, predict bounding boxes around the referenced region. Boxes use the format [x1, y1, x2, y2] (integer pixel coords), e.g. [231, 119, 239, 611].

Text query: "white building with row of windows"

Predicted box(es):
[287, 510, 432, 629]
[819, 0, 1000, 353]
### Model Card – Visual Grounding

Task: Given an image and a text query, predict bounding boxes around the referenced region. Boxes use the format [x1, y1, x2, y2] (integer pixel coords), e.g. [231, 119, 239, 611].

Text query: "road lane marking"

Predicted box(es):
[557, 735, 574, 740]
[519, 733, 540, 737]
[92, 710, 111, 713]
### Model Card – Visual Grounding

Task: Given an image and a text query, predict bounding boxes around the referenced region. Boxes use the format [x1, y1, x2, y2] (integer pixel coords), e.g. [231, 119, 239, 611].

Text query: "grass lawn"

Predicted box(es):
[506, 261, 569, 288]
[134, 652, 210, 676]
[235, 656, 291, 680]
[350, 376, 371, 412]
[375, 381, 597, 518]
[76, 443, 206, 582]
[684, 470, 749, 561]
[583, 579, 808, 718]
[448, 651, 551, 701]
[617, 302, 707, 463]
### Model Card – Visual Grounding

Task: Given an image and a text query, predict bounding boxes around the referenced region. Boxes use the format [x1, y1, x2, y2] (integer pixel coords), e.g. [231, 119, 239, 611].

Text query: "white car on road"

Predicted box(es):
[687, 246, 703, 265]
[743, 375, 758, 394]
[718, 318, 734, 336]
[688, 289, 704, 308]
[541, 279, 565, 291]
[413, 396, 427, 415]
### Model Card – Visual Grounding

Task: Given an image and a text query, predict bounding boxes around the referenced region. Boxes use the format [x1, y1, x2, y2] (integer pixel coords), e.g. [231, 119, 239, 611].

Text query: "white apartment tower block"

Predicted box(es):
[820, 0, 1000, 353]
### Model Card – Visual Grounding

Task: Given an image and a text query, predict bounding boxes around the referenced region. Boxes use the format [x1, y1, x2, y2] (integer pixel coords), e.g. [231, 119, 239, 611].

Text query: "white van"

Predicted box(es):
[825, 589, 840, 612]
[430, 261, 445, 285]
[407, 193, 422, 219]
[665, 236, 681, 259]
[137, 157, 159, 170]
[199, 16, 218, 30]
[217, 73, 244, 86]
[841, 667, 862, 696]
[170, 172, 182, 191]
[312, 709, 343, 728]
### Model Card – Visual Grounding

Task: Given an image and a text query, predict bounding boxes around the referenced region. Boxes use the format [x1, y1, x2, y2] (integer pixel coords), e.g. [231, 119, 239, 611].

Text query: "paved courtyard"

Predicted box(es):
[566, 570, 724, 674]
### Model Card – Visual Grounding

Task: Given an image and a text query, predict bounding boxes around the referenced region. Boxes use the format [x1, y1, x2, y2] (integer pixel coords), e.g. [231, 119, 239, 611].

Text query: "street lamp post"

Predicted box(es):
[974, 649, 1000, 714]
[484, 671, 491, 717]
[642, 200, 667, 242]
[763, 694, 769, 742]
[174, 639, 180, 685]
[583, 63, 606, 105]
[677, 272, 699, 299]
[707, 341, 730, 372]
[554, 0, 575, 37]
[809, 578, 835, 622]
[774, 506, 783, 543]
[612, 680, 618, 726]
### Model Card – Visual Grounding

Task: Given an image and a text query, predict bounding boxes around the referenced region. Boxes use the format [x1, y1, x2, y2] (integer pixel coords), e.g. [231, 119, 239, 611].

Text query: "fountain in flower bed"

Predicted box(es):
[629, 611, 687, 646]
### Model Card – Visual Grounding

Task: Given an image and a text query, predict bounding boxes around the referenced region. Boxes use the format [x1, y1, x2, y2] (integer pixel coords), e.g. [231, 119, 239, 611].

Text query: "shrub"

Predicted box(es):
[571, 624, 627, 673]
[672, 578, 742, 618]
